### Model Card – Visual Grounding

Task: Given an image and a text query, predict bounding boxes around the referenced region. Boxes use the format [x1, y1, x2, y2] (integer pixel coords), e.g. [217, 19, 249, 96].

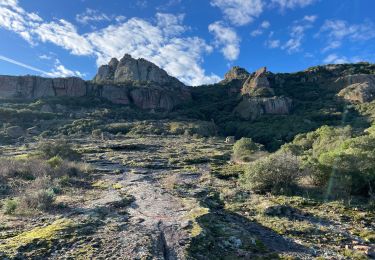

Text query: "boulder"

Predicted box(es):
[234, 96, 292, 121]
[6, 126, 24, 138]
[336, 74, 375, 103]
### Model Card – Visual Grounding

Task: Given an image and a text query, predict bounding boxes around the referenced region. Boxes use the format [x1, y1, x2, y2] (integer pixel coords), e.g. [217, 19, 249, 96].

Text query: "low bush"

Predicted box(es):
[36, 140, 81, 161]
[2, 198, 18, 215]
[240, 152, 302, 194]
[232, 137, 264, 162]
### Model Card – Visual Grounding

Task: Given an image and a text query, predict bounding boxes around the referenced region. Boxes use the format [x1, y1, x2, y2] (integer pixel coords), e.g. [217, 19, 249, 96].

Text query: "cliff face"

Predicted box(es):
[0, 54, 191, 111]
[0, 76, 87, 99]
[234, 97, 293, 121]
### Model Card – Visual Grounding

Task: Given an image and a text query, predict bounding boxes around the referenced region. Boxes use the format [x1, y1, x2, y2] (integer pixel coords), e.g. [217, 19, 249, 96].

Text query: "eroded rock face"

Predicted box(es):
[241, 67, 272, 95]
[0, 76, 87, 99]
[129, 87, 191, 111]
[336, 74, 375, 103]
[223, 66, 250, 82]
[234, 96, 292, 121]
[94, 54, 184, 87]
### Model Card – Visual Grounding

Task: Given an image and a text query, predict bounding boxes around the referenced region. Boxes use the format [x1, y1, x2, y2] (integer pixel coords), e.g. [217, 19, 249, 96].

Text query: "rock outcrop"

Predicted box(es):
[94, 54, 184, 87]
[241, 67, 272, 95]
[223, 66, 250, 82]
[0, 76, 87, 99]
[234, 96, 292, 121]
[336, 74, 375, 103]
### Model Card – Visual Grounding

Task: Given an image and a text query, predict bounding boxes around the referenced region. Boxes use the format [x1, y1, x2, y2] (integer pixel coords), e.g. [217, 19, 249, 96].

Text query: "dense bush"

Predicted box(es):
[232, 137, 264, 162]
[240, 152, 302, 194]
[281, 125, 375, 197]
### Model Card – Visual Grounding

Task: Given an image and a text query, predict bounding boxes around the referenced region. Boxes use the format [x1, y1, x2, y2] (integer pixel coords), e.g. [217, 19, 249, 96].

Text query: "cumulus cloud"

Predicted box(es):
[0, 1, 220, 85]
[210, 0, 264, 26]
[271, 0, 317, 10]
[208, 21, 240, 61]
[33, 20, 94, 56]
[0, 0, 42, 43]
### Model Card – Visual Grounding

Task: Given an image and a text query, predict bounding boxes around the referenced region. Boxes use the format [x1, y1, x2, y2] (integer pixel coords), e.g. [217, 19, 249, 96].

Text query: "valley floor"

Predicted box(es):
[0, 135, 374, 259]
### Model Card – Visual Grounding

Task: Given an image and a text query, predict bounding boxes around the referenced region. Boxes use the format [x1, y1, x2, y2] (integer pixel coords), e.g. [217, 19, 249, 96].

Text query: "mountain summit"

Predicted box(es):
[93, 54, 184, 87]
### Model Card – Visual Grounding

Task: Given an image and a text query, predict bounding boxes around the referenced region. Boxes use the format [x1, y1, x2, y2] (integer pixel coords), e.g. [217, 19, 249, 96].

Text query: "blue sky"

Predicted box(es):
[0, 0, 375, 85]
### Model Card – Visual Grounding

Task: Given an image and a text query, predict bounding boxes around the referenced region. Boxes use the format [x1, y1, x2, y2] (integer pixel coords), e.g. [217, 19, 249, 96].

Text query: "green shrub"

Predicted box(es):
[2, 198, 18, 214]
[240, 152, 302, 194]
[233, 137, 264, 162]
[47, 156, 63, 168]
[36, 140, 81, 161]
[20, 189, 56, 211]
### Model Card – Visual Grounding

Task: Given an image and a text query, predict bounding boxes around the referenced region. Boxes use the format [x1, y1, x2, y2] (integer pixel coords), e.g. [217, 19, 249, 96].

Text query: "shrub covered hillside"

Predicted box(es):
[0, 62, 374, 259]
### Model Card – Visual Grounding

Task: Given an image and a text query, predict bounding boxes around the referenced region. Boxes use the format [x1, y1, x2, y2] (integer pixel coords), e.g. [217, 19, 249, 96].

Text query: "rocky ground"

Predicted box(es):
[0, 135, 374, 259]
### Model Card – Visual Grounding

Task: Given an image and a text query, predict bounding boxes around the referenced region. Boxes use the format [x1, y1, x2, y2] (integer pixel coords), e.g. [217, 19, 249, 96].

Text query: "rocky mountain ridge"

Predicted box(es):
[0, 55, 374, 118]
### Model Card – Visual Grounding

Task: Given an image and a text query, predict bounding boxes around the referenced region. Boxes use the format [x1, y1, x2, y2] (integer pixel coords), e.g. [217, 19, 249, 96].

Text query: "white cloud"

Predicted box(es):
[0, 0, 42, 43]
[271, 0, 317, 10]
[0, 1, 220, 85]
[322, 40, 341, 52]
[39, 54, 53, 60]
[265, 39, 280, 48]
[303, 15, 317, 22]
[251, 20, 271, 37]
[319, 19, 375, 42]
[76, 9, 111, 24]
[261, 20, 270, 29]
[156, 13, 186, 36]
[210, 0, 264, 26]
[0, 54, 83, 78]
[281, 16, 316, 53]
[45, 59, 85, 78]
[317, 20, 375, 54]
[251, 29, 263, 37]
[323, 54, 348, 64]
[323, 53, 362, 64]
[208, 21, 240, 61]
[0, 54, 49, 74]
[33, 19, 94, 56]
